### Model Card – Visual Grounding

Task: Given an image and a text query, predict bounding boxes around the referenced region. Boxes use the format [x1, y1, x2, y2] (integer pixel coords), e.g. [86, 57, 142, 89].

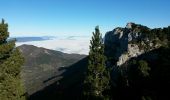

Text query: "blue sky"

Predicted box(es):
[0, 0, 170, 37]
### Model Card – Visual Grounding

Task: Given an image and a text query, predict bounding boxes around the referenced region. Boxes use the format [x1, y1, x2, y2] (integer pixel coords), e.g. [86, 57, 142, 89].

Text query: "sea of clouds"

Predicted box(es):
[16, 36, 91, 55]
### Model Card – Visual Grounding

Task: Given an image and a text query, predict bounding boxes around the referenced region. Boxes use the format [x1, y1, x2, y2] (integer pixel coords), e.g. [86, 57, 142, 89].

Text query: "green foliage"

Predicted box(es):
[137, 60, 150, 77]
[129, 59, 150, 80]
[0, 19, 26, 100]
[84, 26, 110, 99]
[129, 24, 170, 51]
[0, 19, 9, 44]
[142, 96, 152, 100]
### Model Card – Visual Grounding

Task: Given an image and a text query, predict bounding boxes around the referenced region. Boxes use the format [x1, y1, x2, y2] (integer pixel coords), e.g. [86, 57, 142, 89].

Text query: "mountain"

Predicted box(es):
[18, 45, 87, 96]
[104, 22, 169, 66]
[104, 22, 170, 100]
[13, 36, 54, 42]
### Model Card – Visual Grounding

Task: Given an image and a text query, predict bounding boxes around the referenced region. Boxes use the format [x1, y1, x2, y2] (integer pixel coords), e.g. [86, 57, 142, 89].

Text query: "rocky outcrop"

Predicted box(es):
[104, 22, 161, 66]
[116, 44, 144, 66]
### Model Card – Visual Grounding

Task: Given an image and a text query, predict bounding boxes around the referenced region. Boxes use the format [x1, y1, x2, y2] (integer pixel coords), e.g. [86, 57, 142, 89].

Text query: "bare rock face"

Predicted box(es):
[104, 23, 160, 67]
[116, 44, 144, 66]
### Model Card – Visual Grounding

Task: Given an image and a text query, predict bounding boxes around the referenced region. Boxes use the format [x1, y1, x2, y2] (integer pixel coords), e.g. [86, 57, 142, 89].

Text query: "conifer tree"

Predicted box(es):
[84, 26, 109, 99]
[0, 19, 26, 100]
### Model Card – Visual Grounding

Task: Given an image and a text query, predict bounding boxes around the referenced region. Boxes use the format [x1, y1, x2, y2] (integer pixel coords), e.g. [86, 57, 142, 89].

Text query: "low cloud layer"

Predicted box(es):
[16, 36, 90, 55]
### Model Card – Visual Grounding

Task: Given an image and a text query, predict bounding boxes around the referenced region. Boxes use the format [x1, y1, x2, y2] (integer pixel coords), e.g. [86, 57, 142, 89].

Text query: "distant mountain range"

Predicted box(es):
[11, 36, 55, 42]
[12, 35, 90, 42]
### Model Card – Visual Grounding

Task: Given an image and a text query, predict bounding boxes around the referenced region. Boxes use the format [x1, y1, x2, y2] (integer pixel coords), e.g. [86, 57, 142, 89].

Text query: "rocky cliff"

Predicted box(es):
[104, 23, 170, 100]
[104, 22, 165, 67]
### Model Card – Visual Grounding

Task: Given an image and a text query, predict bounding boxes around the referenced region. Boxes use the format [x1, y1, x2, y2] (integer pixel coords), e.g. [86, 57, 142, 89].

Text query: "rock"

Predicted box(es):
[104, 22, 159, 66]
[117, 44, 144, 66]
[126, 22, 134, 29]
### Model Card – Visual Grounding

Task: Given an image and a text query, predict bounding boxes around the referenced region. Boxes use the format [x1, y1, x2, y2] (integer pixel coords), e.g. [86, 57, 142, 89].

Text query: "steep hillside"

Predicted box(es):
[104, 23, 170, 100]
[18, 45, 86, 95]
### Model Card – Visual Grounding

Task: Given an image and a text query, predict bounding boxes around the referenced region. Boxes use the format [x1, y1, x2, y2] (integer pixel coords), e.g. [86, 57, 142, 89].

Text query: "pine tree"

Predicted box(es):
[0, 19, 26, 100]
[84, 26, 109, 99]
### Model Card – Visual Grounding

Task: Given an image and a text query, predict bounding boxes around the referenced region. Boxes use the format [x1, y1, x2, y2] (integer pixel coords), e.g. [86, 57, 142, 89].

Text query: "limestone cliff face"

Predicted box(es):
[104, 23, 161, 66]
[116, 44, 144, 66]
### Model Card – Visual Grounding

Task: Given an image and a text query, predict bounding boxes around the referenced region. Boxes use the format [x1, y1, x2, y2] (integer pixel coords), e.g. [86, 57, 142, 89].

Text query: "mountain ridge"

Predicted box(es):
[18, 44, 87, 95]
